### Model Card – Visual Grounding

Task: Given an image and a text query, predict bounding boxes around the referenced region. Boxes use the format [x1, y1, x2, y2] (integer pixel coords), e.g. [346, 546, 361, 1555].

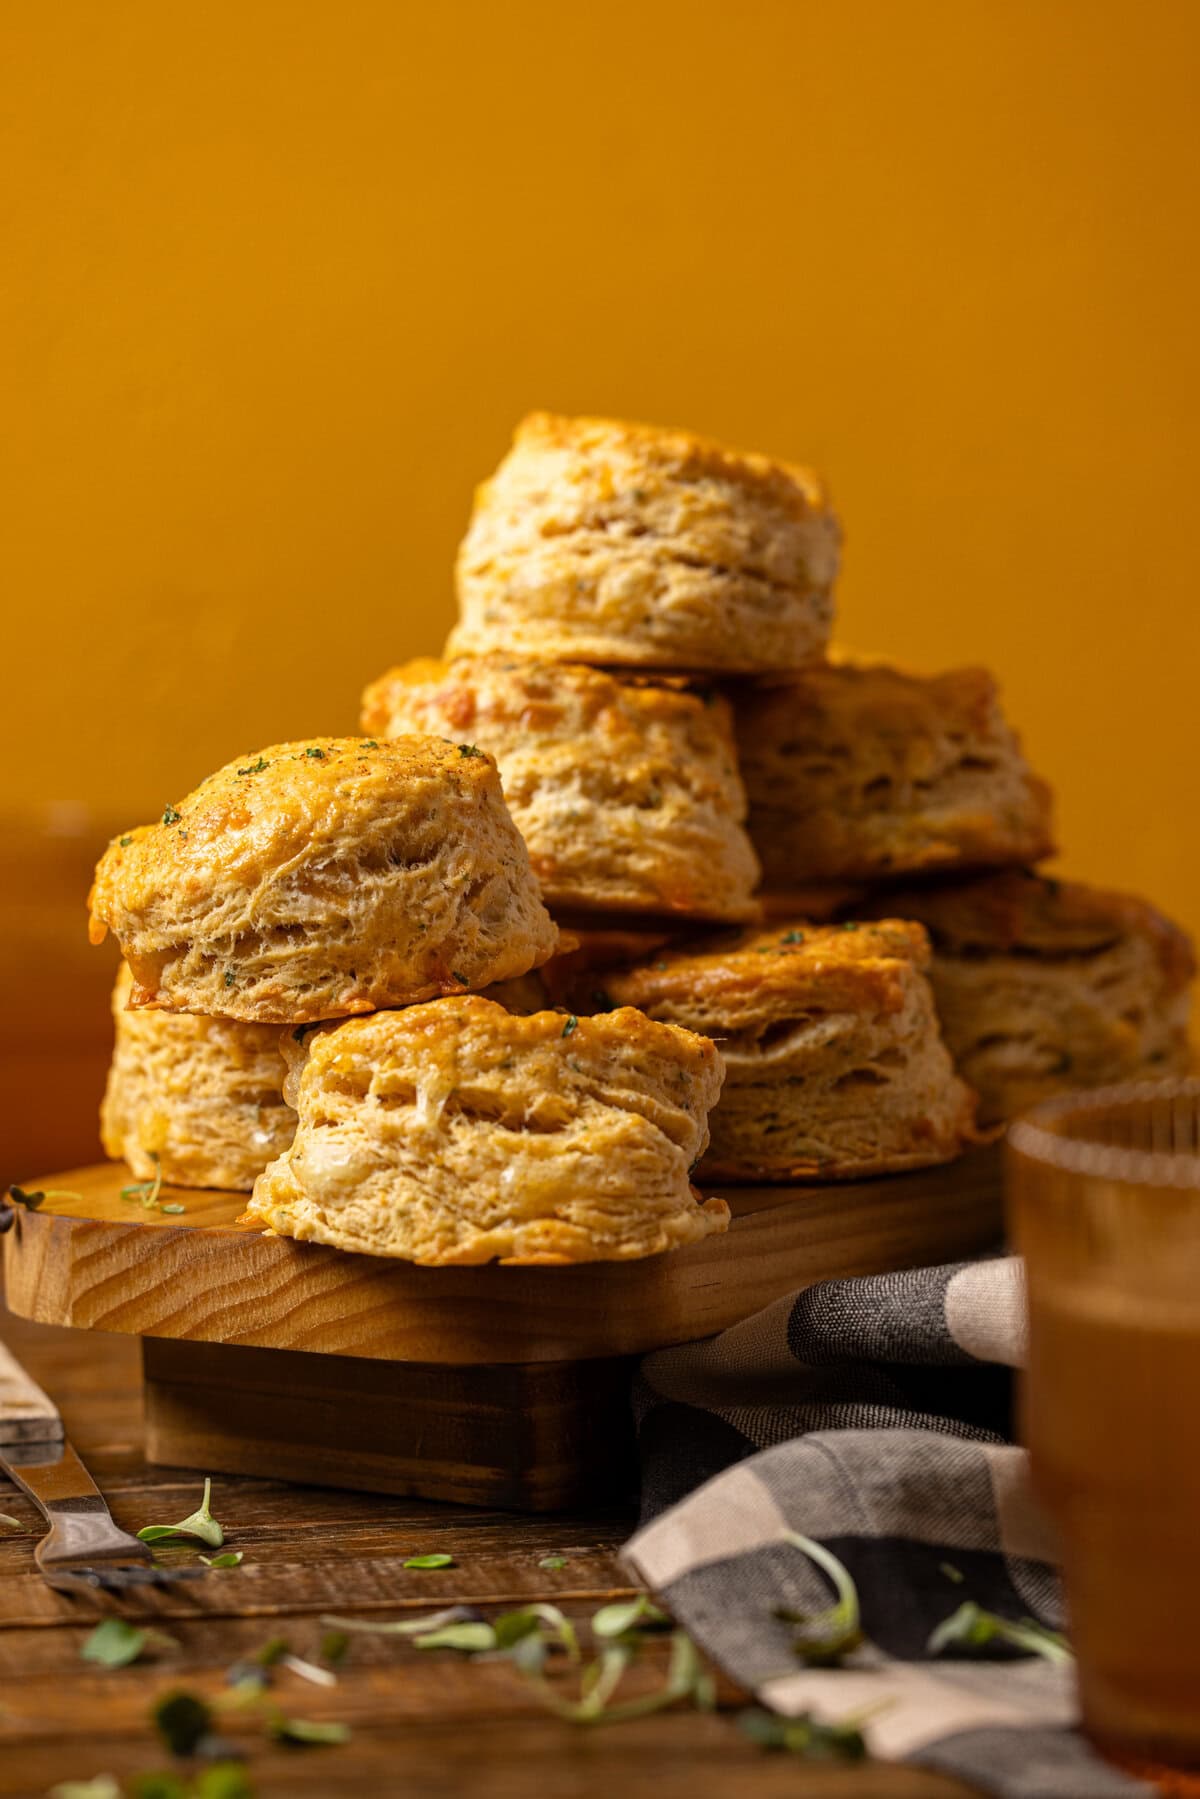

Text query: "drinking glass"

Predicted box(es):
[1009, 1078, 1200, 1771]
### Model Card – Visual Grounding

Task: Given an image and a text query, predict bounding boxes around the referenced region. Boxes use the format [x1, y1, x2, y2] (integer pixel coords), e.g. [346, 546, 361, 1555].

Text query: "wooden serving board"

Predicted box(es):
[3, 1152, 1003, 1509]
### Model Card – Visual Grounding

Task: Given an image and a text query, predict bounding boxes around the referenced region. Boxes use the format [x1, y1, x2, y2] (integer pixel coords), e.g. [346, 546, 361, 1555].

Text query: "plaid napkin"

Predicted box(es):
[623, 1259, 1156, 1799]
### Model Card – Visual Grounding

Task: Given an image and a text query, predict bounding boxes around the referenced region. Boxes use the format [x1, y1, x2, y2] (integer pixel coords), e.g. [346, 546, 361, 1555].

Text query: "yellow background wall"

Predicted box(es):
[4, 0, 1199, 944]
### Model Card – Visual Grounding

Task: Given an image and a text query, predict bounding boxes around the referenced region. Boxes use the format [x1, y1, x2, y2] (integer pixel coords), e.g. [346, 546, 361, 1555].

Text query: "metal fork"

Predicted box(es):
[0, 1338, 205, 1594]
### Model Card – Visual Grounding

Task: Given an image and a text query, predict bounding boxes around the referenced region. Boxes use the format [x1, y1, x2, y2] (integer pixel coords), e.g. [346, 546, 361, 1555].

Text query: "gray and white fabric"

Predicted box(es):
[623, 1258, 1154, 1799]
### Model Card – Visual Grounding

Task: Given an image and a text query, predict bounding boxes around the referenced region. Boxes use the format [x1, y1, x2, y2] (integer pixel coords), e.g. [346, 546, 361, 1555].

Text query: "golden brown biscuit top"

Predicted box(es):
[604, 918, 931, 1021]
[361, 654, 734, 742]
[864, 872, 1197, 989]
[750, 659, 1008, 737]
[286, 993, 722, 1101]
[89, 735, 505, 941]
[506, 411, 830, 516]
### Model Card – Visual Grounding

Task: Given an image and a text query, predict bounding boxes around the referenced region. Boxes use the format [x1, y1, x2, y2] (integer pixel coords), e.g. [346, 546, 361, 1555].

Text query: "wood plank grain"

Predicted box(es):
[0, 1301, 978, 1799]
[3, 1150, 1004, 1364]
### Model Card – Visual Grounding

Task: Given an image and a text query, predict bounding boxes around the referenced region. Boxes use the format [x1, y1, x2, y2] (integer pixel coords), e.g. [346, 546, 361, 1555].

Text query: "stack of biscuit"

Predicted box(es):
[92, 409, 1194, 1262]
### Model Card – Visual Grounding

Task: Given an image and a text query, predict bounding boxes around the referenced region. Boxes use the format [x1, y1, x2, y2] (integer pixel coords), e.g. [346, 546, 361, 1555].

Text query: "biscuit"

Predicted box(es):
[733, 661, 1054, 888]
[601, 920, 979, 1181]
[244, 995, 729, 1263]
[448, 413, 840, 672]
[101, 964, 294, 1190]
[88, 737, 559, 1025]
[858, 872, 1195, 1124]
[361, 656, 761, 920]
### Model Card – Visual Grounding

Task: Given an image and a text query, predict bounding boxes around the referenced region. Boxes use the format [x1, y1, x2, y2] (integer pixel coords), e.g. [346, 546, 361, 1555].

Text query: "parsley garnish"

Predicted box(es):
[162, 805, 182, 825]
[136, 1475, 224, 1548]
[781, 929, 805, 944]
[120, 1152, 163, 1211]
[152, 1690, 213, 1757]
[81, 1617, 176, 1669]
[305, 746, 325, 758]
[451, 971, 469, 985]
[738, 1707, 867, 1760]
[841, 921, 860, 931]
[119, 834, 134, 847]
[561, 1015, 578, 1037]
[223, 969, 235, 988]
[237, 757, 270, 776]
[927, 1601, 1072, 1664]
[457, 743, 484, 758]
[362, 739, 379, 749]
[774, 1533, 864, 1665]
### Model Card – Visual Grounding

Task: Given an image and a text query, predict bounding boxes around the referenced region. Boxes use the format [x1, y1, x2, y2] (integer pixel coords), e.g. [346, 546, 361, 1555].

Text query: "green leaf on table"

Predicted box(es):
[267, 1714, 351, 1747]
[194, 1768, 255, 1799]
[320, 1629, 349, 1665]
[279, 1652, 338, 1687]
[774, 1532, 864, 1666]
[591, 1594, 669, 1639]
[256, 1635, 290, 1667]
[120, 1154, 163, 1211]
[927, 1600, 1073, 1665]
[413, 1622, 497, 1653]
[152, 1689, 215, 1756]
[520, 1628, 707, 1725]
[81, 1617, 175, 1669]
[403, 1552, 454, 1569]
[0, 1513, 22, 1529]
[47, 1779, 121, 1799]
[129, 1774, 188, 1799]
[318, 1606, 478, 1637]
[494, 1603, 580, 1663]
[199, 1551, 242, 1569]
[161, 1204, 187, 1216]
[737, 1706, 868, 1761]
[538, 1554, 567, 1570]
[8, 1186, 44, 1209]
[137, 1476, 225, 1547]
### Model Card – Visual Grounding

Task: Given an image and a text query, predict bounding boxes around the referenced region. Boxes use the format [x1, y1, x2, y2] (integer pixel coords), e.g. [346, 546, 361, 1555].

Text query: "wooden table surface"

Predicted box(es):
[0, 1301, 975, 1799]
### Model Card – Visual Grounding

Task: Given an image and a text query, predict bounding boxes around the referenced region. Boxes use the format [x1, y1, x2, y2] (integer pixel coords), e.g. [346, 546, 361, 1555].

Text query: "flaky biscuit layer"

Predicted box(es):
[88, 736, 558, 1025]
[245, 996, 729, 1263]
[601, 920, 979, 1180]
[450, 413, 840, 672]
[734, 661, 1054, 887]
[361, 656, 760, 920]
[859, 873, 1195, 1124]
[101, 964, 294, 1190]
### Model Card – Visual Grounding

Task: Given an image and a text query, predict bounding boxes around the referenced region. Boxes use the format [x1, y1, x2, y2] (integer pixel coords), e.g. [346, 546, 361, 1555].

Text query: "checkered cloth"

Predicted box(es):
[623, 1259, 1155, 1798]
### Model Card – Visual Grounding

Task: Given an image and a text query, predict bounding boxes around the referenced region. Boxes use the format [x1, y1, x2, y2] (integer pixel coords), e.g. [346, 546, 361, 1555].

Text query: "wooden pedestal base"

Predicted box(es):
[142, 1338, 636, 1512]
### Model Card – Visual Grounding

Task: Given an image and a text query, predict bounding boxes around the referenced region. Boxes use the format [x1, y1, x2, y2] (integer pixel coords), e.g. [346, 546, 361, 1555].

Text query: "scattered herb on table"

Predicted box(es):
[81, 1617, 176, 1669]
[6, 1185, 85, 1210]
[774, 1533, 864, 1665]
[737, 1706, 868, 1761]
[267, 1714, 351, 1747]
[403, 1552, 454, 1570]
[538, 1554, 567, 1570]
[927, 1601, 1072, 1664]
[413, 1621, 497, 1653]
[152, 1690, 215, 1757]
[318, 1606, 479, 1637]
[120, 1153, 164, 1211]
[0, 1513, 22, 1529]
[319, 1630, 349, 1666]
[137, 1476, 225, 1548]
[591, 1595, 669, 1639]
[161, 1203, 187, 1215]
[199, 1551, 242, 1569]
[939, 1561, 965, 1584]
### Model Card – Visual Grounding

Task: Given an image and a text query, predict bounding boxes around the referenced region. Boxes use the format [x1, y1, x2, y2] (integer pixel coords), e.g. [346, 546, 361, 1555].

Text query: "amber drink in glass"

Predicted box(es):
[1009, 1079, 1200, 1769]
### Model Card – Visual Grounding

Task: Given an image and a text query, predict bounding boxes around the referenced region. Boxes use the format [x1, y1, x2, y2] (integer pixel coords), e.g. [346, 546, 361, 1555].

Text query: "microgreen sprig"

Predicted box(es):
[137, 1476, 225, 1548]
[774, 1533, 864, 1666]
[927, 1600, 1073, 1665]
